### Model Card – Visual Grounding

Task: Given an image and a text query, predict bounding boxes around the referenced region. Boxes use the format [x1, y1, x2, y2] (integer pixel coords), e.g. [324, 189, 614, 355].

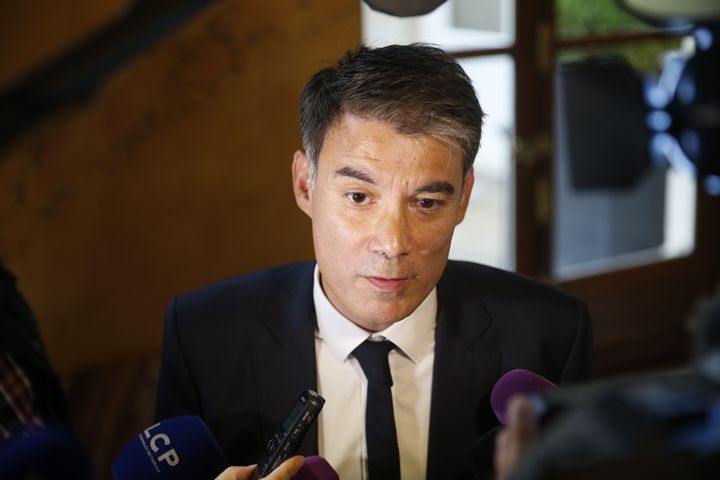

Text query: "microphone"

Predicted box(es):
[112, 416, 228, 480]
[0, 426, 91, 480]
[490, 369, 558, 425]
[362, 0, 447, 17]
[292, 456, 339, 480]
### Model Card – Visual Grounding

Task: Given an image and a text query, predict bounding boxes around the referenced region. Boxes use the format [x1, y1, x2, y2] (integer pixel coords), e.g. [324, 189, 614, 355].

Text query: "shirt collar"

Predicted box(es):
[313, 264, 436, 364]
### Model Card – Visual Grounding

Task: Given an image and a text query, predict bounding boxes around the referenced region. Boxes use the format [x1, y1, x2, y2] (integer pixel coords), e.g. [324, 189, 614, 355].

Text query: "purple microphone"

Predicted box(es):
[292, 456, 339, 480]
[491, 369, 558, 425]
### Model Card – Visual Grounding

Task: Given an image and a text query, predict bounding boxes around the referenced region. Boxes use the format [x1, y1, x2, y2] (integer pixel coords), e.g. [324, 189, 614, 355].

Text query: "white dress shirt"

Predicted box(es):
[313, 265, 436, 479]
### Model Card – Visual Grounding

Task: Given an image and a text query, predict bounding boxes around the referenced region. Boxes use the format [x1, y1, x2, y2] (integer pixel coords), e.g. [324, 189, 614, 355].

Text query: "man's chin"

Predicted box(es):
[353, 302, 417, 331]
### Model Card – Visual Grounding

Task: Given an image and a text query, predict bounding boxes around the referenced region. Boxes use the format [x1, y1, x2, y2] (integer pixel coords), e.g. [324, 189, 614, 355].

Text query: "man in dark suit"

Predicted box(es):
[156, 44, 593, 479]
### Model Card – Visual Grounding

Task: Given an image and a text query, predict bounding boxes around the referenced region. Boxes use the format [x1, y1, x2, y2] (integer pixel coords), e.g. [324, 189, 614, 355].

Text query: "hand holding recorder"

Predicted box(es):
[214, 455, 304, 480]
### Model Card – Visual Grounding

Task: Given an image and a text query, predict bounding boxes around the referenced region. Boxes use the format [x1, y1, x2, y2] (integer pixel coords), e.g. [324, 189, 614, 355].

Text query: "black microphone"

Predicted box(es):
[112, 416, 228, 479]
[362, 0, 447, 17]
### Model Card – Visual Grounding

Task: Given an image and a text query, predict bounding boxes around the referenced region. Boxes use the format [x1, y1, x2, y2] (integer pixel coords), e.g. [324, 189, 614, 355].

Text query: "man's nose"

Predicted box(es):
[370, 206, 411, 259]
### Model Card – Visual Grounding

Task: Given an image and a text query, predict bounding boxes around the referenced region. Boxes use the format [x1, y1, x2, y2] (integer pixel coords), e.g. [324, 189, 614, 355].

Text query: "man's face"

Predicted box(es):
[293, 113, 474, 332]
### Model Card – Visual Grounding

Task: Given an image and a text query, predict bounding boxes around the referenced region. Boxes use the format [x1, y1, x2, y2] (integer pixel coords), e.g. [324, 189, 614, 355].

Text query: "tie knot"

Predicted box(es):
[352, 339, 395, 386]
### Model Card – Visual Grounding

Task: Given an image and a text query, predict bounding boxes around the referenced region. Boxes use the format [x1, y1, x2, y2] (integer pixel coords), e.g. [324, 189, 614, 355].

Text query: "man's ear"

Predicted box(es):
[456, 168, 475, 225]
[292, 149, 313, 217]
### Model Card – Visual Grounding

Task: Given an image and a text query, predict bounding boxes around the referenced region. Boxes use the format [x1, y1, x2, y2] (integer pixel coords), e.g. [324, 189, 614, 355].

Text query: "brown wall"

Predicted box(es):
[0, 0, 361, 375]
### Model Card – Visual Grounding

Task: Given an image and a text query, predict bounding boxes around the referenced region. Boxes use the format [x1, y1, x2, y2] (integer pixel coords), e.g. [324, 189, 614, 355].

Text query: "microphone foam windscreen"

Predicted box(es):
[292, 456, 339, 480]
[293, 455, 340, 480]
[491, 369, 558, 425]
[112, 416, 227, 480]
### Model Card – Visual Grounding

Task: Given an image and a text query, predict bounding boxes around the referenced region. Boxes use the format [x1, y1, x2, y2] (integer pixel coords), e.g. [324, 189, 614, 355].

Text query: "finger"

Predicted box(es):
[214, 465, 256, 480]
[265, 455, 304, 480]
[494, 428, 512, 480]
[494, 395, 539, 480]
[507, 395, 538, 442]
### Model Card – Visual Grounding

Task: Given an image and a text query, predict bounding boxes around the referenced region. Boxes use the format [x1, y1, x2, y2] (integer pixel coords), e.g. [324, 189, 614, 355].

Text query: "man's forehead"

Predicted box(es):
[322, 113, 463, 162]
[328, 111, 429, 139]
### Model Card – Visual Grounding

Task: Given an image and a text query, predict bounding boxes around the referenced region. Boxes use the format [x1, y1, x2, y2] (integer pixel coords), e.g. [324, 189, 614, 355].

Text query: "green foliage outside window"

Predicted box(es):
[556, 0, 685, 74]
[556, 0, 652, 37]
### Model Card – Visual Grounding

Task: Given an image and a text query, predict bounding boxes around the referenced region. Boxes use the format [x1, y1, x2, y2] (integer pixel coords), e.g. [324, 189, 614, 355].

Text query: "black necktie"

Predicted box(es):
[352, 339, 401, 480]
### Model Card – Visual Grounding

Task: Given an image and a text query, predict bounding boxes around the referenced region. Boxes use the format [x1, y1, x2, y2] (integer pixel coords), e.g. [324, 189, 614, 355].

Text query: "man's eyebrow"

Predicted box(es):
[414, 181, 456, 196]
[334, 166, 376, 184]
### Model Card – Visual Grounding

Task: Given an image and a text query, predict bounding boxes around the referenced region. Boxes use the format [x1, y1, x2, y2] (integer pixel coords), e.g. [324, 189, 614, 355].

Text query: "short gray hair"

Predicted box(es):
[299, 43, 485, 179]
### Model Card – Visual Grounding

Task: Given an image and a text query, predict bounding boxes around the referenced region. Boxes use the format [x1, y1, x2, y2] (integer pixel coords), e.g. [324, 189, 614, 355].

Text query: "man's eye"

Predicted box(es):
[418, 198, 438, 209]
[349, 192, 367, 203]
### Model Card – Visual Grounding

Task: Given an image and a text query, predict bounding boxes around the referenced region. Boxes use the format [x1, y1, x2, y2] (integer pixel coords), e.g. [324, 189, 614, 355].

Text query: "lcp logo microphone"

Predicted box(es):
[139, 423, 180, 471]
[112, 416, 229, 479]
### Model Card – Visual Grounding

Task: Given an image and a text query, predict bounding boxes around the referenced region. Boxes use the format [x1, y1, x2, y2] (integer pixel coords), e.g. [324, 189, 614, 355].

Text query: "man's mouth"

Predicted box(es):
[366, 276, 410, 292]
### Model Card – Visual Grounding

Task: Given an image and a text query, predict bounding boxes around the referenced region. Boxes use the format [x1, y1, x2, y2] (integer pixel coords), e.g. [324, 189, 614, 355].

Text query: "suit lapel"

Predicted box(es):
[252, 262, 320, 456]
[426, 262, 501, 480]
[247, 261, 503, 472]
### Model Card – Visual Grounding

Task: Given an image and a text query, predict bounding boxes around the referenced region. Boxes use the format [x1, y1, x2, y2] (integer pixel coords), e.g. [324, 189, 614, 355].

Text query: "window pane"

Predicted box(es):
[450, 56, 515, 270]
[552, 43, 696, 279]
[361, 0, 515, 51]
[556, 0, 657, 38]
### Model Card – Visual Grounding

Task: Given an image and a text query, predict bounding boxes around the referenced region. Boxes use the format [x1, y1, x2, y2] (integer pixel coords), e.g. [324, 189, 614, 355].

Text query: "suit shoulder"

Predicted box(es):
[168, 261, 314, 324]
[443, 260, 585, 309]
[442, 261, 593, 381]
[179, 261, 312, 300]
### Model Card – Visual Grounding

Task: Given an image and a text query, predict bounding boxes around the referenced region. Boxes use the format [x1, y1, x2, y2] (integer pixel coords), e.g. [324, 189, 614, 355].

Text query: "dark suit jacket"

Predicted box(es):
[155, 260, 593, 479]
